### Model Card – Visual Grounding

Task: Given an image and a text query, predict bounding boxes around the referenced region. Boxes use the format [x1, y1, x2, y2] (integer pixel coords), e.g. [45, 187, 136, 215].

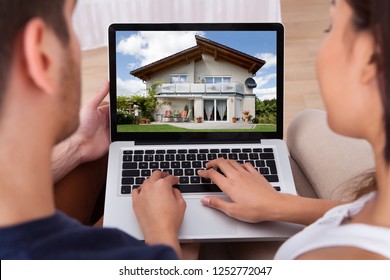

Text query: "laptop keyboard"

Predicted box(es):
[121, 148, 281, 194]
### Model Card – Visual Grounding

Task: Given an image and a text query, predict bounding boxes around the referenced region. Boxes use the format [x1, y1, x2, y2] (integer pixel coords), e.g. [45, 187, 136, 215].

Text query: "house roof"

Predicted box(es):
[130, 35, 266, 81]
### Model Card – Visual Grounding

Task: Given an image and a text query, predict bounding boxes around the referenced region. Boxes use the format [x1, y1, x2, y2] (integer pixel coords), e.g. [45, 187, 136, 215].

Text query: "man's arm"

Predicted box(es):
[52, 81, 110, 183]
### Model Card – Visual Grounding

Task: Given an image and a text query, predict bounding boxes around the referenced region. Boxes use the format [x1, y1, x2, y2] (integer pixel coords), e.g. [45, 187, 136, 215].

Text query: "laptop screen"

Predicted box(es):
[108, 23, 284, 143]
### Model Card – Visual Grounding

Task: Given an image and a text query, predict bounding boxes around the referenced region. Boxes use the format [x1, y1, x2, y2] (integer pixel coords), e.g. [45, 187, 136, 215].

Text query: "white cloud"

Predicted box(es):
[255, 87, 276, 100]
[256, 52, 277, 69]
[117, 31, 205, 67]
[116, 77, 146, 97]
[254, 73, 276, 88]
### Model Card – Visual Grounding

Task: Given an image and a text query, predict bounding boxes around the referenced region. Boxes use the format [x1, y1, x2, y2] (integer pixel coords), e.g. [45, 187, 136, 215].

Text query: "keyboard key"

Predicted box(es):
[187, 154, 196, 161]
[185, 169, 195, 176]
[208, 154, 217, 160]
[264, 148, 274, 153]
[190, 177, 201, 183]
[264, 175, 279, 182]
[174, 169, 184, 176]
[239, 153, 249, 160]
[167, 150, 176, 154]
[192, 161, 202, 168]
[210, 149, 220, 153]
[253, 148, 263, 153]
[134, 150, 144, 154]
[123, 162, 137, 169]
[141, 170, 151, 177]
[199, 149, 209, 153]
[218, 153, 228, 159]
[182, 162, 191, 168]
[178, 149, 187, 154]
[134, 155, 143, 161]
[228, 154, 238, 160]
[150, 162, 159, 169]
[145, 150, 155, 154]
[274, 186, 281, 192]
[266, 160, 278, 174]
[123, 155, 133, 162]
[139, 162, 148, 169]
[160, 162, 170, 168]
[165, 154, 175, 161]
[156, 150, 166, 154]
[221, 149, 230, 153]
[122, 170, 140, 177]
[201, 177, 211, 184]
[232, 149, 241, 153]
[260, 153, 275, 160]
[135, 177, 145, 184]
[123, 150, 133, 154]
[180, 177, 190, 184]
[249, 153, 259, 160]
[259, 167, 270, 175]
[122, 178, 134, 185]
[242, 148, 252, 153]
[174, 184, 221, 193]
[176, 154, 186, 161]
[121, 186, 131, 194]
[188, 149, 198, 153]
[155, 155, 164, 161]
[144, 155, 154, 161]
[255, 160, 266, 167]
[163, 169, 173, 175]
[197, 154, 207, 160]
[171, 162, 180, 168]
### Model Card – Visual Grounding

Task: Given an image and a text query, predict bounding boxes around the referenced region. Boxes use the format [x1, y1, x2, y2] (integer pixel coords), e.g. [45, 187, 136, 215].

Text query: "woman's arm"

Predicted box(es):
[198, 158, 343, 226]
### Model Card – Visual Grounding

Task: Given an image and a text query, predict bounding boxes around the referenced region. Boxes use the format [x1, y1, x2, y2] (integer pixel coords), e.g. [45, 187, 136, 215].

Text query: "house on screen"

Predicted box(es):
[130, 35, 265, 123]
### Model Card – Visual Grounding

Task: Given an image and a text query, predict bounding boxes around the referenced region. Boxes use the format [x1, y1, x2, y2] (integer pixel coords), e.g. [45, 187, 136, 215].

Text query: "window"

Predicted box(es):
[171, 75, 188, 84]
[204, 76, 231, 84]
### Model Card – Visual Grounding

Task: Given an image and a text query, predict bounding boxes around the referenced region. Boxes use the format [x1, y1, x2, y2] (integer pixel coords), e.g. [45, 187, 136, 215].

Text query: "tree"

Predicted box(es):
[255, 98, 277, 124]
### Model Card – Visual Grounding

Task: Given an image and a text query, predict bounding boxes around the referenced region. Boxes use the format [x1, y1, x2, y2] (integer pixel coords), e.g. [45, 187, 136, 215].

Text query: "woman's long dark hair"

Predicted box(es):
[347, 0, 390, 161]
[345, 0, 390, 198]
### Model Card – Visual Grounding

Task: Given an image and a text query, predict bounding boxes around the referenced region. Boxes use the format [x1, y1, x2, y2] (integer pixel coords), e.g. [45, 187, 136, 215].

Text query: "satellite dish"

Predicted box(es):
[245, 77, 257, 89]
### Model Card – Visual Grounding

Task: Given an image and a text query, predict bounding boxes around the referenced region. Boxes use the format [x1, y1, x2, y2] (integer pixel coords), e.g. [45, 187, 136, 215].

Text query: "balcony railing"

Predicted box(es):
[157, 82, 244, 95]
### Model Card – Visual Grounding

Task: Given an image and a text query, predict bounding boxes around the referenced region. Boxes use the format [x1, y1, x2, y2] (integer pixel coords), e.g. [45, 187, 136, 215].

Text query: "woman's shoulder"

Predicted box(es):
[296, 246, 388, 260]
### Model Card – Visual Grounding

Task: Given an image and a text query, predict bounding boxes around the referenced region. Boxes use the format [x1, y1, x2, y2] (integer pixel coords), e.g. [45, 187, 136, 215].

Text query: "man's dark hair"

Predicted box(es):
[0, 0, 69, 103]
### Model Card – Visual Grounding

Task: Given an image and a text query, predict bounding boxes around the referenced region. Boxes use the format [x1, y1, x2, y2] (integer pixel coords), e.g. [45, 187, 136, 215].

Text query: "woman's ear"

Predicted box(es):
[22, 18, 57, 94]
[358, 31, 377, 85]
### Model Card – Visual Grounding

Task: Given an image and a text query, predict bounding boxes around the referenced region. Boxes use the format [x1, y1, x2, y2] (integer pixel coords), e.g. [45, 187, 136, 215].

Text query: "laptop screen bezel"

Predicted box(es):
[108, 23, 284, 144]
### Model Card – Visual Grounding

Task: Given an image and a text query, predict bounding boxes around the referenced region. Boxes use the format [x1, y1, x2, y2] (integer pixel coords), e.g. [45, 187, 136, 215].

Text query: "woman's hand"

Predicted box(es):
[198, 158, 283, 223]
[132, 171, 186, 258]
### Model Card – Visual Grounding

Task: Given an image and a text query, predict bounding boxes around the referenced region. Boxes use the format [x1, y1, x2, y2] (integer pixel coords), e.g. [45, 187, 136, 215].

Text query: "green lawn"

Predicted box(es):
[117, 124, 277, 133]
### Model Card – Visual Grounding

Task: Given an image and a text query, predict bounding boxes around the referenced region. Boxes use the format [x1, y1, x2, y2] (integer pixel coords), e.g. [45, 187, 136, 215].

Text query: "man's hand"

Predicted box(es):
[52, 81, 110, 183]
[74, 81, 110, 164]
[132, 171, 186, 258]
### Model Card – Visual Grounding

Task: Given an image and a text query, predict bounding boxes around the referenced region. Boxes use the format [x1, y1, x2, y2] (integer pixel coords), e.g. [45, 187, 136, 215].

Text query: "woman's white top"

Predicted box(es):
[275, 192, 390, 259]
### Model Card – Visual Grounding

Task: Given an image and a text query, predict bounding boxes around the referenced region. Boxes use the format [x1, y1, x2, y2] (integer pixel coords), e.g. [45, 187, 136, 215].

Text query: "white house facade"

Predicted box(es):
[130, 36, 265, 123]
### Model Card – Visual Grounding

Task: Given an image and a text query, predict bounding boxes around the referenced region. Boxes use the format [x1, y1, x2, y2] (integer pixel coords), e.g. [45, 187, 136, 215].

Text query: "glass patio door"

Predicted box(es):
[203, 99, 227, 121]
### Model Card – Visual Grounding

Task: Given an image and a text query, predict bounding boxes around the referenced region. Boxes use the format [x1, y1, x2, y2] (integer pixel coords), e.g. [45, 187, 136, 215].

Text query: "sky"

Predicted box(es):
[115, 30, 278, 100]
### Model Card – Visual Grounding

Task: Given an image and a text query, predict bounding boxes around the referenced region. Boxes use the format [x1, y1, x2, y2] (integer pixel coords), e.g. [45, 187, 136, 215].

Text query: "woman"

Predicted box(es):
[196, 0, 390, 259]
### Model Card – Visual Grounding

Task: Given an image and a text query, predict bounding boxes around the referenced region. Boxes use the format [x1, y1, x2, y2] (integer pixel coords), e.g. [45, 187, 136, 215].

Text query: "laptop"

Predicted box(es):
[104, 23, 303, 241]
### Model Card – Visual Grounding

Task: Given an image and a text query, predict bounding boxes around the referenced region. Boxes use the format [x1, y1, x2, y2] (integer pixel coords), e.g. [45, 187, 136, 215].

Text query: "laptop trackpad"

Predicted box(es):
[179, 198, 237, 237]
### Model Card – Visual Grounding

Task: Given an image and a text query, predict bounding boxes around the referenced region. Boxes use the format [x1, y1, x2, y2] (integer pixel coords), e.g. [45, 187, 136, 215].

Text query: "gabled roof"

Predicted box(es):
[130, 35, 266, 81]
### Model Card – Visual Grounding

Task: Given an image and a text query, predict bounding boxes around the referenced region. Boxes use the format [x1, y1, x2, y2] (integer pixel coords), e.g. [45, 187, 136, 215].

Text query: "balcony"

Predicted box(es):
[157, 82, 244, 95]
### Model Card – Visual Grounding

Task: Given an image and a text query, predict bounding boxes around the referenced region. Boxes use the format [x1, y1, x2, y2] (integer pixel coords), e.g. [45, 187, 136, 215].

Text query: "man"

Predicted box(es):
[0, 0, 185, 259]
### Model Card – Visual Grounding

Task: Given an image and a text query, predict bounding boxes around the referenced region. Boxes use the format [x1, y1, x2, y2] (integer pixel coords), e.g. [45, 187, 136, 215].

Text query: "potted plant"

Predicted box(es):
[196, 116, 202, 123]
[232, 116, 237, 123]
[139, 117, 148, 124]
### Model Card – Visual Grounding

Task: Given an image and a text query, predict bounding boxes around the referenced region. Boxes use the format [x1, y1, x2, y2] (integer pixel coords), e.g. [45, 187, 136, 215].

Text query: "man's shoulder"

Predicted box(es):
[0, 212, 177, 260]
